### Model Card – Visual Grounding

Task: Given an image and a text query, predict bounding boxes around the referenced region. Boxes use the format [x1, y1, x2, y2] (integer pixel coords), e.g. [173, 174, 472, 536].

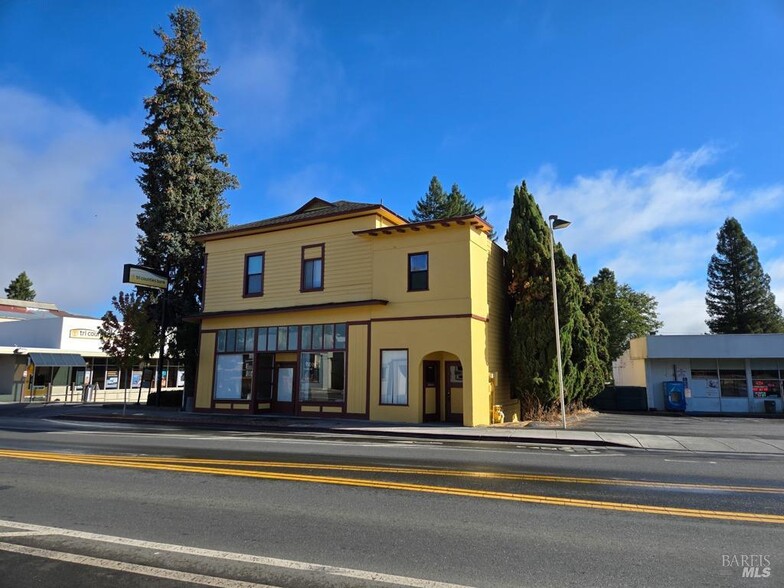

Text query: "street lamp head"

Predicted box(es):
[549, 215, 571, 230]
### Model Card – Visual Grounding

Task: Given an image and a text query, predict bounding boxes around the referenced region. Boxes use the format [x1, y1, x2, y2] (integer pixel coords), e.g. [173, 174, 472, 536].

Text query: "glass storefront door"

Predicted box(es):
[273, 363, 296, 414]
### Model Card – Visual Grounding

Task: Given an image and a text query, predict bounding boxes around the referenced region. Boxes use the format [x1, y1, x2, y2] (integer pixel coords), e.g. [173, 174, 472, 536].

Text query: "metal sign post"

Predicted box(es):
[122, 264, 169, 407]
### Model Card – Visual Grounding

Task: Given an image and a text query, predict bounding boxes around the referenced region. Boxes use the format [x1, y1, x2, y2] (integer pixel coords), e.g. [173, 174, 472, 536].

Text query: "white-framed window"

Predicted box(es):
[380, 349, 408, 405]
[214, 354, 253, 400]
[299, 351, 345, 403]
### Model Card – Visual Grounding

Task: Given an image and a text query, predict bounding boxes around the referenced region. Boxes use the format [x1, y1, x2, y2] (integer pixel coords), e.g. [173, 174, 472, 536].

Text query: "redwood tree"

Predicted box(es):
[706, 217, 783, 333]
[133, 8, 238, 404]
[506, 181, 604, 415]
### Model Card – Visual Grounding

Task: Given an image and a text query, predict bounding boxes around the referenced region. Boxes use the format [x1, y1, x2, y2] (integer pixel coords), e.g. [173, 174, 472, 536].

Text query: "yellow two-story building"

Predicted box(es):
[193, 198, 512, 426]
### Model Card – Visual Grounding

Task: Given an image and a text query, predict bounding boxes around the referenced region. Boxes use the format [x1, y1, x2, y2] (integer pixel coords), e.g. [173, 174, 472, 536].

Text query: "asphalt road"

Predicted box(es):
[0, 417, 782, 587]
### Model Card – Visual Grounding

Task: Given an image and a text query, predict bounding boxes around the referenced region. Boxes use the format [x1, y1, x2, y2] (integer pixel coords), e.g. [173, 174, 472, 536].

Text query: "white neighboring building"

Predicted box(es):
[614, 335, 784, 414]
[0, 308, 182, 403]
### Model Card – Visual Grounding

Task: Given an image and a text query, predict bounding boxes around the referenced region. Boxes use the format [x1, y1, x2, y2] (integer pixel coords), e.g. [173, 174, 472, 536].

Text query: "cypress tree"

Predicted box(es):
[4, 271, 36, 301]
[572, 256, 611, 399]
[133, 8, 238, 403]
[706, 217, 783, 333]
[506, 182, 605, 415]
[506, 181, 553, 413]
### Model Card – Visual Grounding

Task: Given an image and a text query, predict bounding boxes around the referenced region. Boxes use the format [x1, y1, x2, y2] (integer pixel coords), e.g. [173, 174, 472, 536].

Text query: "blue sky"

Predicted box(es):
[1, 0, 783, 333]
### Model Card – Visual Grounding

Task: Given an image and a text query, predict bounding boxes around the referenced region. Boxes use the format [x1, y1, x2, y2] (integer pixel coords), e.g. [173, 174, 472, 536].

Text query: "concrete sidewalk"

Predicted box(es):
[3, 403, 782, 455]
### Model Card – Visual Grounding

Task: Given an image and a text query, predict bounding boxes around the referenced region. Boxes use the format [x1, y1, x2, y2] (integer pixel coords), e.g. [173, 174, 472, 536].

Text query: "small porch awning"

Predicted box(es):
[28, 352, 86, 367]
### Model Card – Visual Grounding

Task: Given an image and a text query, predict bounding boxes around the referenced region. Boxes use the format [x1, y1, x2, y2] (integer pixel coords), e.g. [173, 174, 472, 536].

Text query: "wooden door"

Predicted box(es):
[422, 361, 440, 422]
[445, 361, 463, 423]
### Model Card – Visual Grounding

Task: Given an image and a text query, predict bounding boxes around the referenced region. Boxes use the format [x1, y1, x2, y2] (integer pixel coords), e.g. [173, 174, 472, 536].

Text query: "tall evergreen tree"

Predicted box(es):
[705, 217, 783, 333]
[4, 271, 35, 301]
[505, 181, 604, 415]
[589, 267, 662, 367]
[133, 8, 238, 404]
[411, 177, 494, 238]
[410, 176, 449, 221]
[506, 181, 553, 414]
[444, 183, 487, 219]
[573, 257, 611, 396]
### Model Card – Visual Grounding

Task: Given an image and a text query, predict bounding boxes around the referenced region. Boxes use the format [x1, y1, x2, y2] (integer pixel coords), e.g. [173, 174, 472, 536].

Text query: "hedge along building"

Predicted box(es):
[192, 198, 512, 426]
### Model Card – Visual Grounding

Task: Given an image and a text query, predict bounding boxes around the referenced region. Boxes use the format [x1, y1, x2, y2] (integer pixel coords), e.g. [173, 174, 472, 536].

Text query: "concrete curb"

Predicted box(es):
[52, 414, 636, 449]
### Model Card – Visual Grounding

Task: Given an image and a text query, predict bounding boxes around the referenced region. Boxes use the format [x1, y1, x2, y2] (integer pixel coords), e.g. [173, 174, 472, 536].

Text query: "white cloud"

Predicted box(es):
[484, 146, 784, 333]
[650, 281, 709, 335]
[0, 86, 139, 318]
[768, 257, 784, 312]
[212, 1, 351, 141]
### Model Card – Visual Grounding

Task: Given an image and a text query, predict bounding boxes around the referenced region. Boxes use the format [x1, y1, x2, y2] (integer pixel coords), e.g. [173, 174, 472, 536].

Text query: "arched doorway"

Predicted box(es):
[421, 352, 462, 423]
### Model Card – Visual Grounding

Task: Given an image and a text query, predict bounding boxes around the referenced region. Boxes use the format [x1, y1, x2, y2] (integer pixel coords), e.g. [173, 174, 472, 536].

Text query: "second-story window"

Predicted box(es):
[408, 252, 429, 291]
[301, 244, 324, 292]
[244, 253, 264, 297]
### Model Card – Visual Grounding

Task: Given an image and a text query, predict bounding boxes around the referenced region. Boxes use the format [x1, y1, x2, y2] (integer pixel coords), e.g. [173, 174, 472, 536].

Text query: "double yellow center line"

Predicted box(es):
[1, 449, 782, 525]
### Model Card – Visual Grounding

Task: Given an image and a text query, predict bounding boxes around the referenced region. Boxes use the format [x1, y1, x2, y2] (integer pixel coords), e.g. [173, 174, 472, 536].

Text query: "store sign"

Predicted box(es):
[70, 328, 100, 339]
[123, 264, 168, 290]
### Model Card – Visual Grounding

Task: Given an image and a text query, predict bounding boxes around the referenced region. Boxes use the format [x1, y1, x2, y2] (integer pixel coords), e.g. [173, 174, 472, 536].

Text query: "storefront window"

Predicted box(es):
[287, 326, 298, 350]
[217, 328, 255, 353]
[335, 324, 346, 349]
[215, 324, 347, 403]
[299, 351, 345, 403]
[751, 363, 782, 398]
[214, 354, 253, 400]
[718, 362, 747, 398]
[312, 324, 323, 350]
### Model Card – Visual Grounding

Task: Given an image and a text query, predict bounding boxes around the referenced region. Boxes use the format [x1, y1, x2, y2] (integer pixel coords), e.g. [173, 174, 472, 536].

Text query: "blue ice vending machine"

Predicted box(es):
[663, 381, 686, 411]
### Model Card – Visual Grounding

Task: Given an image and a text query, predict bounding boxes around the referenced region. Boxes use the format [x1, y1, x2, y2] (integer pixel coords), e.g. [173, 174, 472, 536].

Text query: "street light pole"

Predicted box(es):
[548, 214, 571, 430]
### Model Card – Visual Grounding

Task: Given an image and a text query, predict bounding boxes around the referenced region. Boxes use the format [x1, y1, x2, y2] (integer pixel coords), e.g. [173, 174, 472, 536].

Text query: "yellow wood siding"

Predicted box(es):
[196, 332, 216, 409]
[204, 216, 379, 313]
[347, 324, 368, 414]
[365, 227, 476, 320]
[480, 238, 514, 419]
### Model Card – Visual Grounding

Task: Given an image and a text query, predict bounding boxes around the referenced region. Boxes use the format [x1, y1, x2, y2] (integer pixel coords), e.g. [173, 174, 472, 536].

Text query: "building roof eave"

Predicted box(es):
[353, 215, 493, 237]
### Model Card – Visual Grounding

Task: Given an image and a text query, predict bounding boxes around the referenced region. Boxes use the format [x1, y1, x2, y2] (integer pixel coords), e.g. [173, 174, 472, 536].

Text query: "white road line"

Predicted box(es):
[569, 453, 625, 458]
[0, 519, 473, 588]
[0, 541, 274, 588]
[664, 459, 717, 464]
[0, 531, 51, 538]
